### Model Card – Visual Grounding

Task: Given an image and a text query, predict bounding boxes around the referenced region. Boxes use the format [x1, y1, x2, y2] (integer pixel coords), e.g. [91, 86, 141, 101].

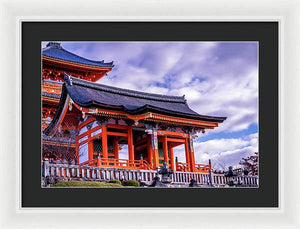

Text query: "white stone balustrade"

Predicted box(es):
[43, 162, 258, 187]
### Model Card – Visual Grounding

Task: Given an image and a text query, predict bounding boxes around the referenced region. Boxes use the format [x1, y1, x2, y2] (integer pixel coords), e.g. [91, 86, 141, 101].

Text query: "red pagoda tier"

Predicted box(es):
[42, 42, 114, 130]
[43, 74, 226, 173]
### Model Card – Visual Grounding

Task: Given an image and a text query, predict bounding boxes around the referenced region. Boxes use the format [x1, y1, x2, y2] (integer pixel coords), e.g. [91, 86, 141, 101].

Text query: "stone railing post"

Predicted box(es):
[208, 159, 214, 186]
[175, 157, 178, 171]
[43, 159, 49, 177]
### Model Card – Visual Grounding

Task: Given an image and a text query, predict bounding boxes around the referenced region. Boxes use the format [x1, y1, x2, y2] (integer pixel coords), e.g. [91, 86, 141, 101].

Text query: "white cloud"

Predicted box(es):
[90, 42, 258, 134]
[173, 133, 258, 170]
[118, 145, 129, 160]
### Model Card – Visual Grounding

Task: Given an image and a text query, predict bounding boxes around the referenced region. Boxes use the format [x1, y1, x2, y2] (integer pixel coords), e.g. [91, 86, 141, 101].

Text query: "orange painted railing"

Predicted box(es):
[79, 158, 98, 167]
[175, 162, 191, 172]
[42, 81, 63, 94]
[176, 161, 211, 173]
[194, 163, 211, 173]
[79, 158, 152, 170]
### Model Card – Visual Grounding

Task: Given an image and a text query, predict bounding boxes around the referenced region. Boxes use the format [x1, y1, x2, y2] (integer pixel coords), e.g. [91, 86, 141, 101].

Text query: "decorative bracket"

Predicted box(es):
[68, 99, 74, 111]
[64, 72, 73, 85]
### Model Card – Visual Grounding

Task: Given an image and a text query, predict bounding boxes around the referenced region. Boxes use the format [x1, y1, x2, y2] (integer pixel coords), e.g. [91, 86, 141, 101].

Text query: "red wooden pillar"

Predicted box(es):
[147, 135, 153, 168]
[88, 133, 93, 161]
[188, 134, 195, 172]
[169, 146, 175, 171]
[189, 150, 196, 172]
[128, 125, 134, 161]
[113, 137, 119, 159]
[75, 136, 79, 164]
[189, 152, 195, 172]
[153, 149, 159, 169]
[102, 122, 108, 160]
[184, 138, 191, 170]
[162, 136, 169, 165]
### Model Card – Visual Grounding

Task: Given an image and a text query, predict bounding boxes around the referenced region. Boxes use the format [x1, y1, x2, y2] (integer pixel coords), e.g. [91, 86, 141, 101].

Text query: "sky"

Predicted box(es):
[42, 41, 258, 170]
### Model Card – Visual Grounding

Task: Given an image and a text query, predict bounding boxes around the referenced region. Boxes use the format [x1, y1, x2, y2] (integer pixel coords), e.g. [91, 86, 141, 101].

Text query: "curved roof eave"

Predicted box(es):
[64, 75, 227, 123]
[42, 42, 114, 68]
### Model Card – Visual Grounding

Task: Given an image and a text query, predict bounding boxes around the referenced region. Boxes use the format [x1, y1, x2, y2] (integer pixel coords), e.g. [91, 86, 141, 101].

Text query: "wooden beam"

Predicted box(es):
[107, 131, 128, 137]
[107, 124, 128, 130]
[78, 116, 96, 130]
[150, 113, 219, 127]
[166, 138, 186, 143]
[169, 142, 184, 148]
[157, 130, 188, 138]
[135, 143, 147, 151]
[77, 125, 101, 139]
[74, 102, 219, 130]
[118, 136, 127, 142]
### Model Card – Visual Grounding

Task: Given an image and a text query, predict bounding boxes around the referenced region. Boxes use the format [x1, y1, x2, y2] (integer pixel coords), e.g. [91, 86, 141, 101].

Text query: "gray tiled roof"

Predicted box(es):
[65, 75, 226, 122]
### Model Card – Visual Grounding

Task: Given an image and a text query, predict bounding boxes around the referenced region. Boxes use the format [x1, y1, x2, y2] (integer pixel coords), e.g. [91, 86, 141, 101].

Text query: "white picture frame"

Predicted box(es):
[1, 0, 299, 228]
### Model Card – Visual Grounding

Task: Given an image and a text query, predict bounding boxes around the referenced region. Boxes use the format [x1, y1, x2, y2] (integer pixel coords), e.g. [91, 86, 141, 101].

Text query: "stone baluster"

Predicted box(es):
[124, 171, 129, 180]
[66, 167, 69, 178]
[77, 168, 80, 178]
[91, 169, 95, 179]
[56, 167, 59, 177]
[94, 169, 99, 179]
[110, 170, 114, 179]
[43, 159, 49, 177]
[81, 168, 84, 178]
[51, 166, 55, 177]
[71, 168, 74, 177]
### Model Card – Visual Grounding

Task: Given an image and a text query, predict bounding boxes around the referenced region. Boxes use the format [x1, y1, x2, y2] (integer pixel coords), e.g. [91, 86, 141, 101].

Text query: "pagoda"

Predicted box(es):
[42, 42, 114, 162]
[44, 72, 226, 172]
[42, 42, 114, 130]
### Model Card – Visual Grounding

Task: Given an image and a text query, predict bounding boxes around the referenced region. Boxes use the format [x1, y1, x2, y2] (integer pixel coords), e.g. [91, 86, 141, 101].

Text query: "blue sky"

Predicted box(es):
[43, 41, 258, 170]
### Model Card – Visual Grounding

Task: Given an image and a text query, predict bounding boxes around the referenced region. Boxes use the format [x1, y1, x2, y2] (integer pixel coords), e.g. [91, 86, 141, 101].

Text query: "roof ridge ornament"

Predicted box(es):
[182, 95, 187, 103]
[46, 42, 62, 49]
[64, 72, 73, 86]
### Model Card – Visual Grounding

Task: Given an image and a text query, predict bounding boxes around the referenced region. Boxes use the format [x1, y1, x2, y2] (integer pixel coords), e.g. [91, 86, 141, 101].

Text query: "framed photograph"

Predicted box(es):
[1, 0, 299, 228]
[40, 40, 258, 191]
[23, 22, 275, 207]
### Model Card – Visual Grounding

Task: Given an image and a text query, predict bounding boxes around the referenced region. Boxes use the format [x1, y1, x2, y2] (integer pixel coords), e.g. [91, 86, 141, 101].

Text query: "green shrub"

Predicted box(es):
[109, 179, 122, 185]
[52, 180, 123, 187]
[124, 180, 140, 187]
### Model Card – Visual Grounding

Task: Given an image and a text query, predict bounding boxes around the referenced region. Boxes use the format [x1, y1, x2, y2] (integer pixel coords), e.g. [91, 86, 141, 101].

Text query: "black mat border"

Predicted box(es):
[22, 22, 278, 207]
